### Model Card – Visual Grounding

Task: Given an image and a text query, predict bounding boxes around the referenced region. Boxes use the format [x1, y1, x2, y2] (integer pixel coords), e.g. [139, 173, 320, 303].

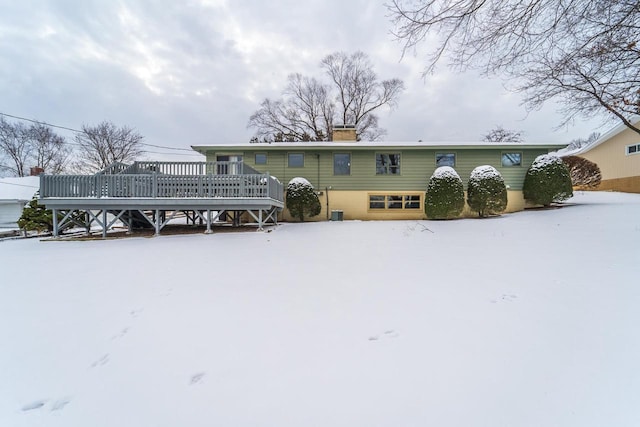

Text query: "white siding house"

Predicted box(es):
[0, 176, 40, 229]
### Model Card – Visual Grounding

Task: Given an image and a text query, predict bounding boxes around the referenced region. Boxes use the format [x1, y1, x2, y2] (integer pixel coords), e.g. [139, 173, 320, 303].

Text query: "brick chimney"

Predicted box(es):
[333, 125, 357, 142]
[30, 167, 44, 176]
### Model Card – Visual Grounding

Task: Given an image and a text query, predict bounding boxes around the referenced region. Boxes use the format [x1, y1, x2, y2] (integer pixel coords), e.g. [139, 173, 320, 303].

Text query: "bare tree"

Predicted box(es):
[29, 122, 70, 174]
[321, 52, 404, 140]
[388, 0, 640, 135]
[565, 131, 601, 151]
[0, 117, 31, 177]
[248, 51, 404, 141]
[482, 126, 524, 142]
[249, 74, 333, 142]
[74, 121, 144, 172]
[0, 117, 71, 176]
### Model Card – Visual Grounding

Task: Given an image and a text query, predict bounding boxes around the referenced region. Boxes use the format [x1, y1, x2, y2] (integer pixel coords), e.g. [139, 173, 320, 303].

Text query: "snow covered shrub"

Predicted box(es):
[18, 194, 83, 234]
[18, 195, 54, 233]
[467, 165, 508, 217]
[562, 156, 601, 189]
[523, 154, 573, 206]
[424, 166, 465, 219]
[286, 177, 321, 221]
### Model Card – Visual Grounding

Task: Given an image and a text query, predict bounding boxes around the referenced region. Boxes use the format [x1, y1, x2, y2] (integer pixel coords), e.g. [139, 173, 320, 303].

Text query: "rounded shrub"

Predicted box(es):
[467, 165, 508, 217]
[562, 155, 601, 189]
[425, 166, 465, 219]
[286, 177, 321, 222]
[523, 154, 573, 206]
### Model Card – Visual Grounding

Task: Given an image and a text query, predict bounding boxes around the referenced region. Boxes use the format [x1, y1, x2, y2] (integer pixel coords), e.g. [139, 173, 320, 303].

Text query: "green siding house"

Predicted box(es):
[192, 134, 564, 220]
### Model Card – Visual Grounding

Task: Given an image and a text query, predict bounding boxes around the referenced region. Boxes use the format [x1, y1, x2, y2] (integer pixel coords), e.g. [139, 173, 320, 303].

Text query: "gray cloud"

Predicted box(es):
[0, 0, 605, 161]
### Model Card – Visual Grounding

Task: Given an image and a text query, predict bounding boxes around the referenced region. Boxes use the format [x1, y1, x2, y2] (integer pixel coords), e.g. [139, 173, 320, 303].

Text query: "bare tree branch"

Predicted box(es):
[74, 121, 144, 173]
[482, 125, 524, 142]
[388, 0, 640, 135]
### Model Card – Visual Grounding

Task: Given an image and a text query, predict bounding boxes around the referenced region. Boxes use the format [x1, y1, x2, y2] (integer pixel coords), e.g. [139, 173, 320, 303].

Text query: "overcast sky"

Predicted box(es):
[0, 0, 608, 161]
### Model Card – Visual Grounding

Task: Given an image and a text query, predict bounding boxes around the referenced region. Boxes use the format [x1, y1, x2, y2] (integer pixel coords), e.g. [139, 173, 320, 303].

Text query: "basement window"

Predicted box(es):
[627, 143, 640, 155]
[369, 194, 421, 210]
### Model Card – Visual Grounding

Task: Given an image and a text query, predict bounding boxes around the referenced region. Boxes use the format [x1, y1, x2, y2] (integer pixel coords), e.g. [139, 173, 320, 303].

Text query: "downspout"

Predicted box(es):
[325, 186, 330, 220]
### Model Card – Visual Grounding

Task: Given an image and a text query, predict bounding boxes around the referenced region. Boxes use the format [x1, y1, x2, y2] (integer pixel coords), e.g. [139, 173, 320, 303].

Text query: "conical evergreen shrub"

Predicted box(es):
[424, 166, 465, 219]
[467, 165, 508, 217]
[286, 177, 321, 221]
[523, 154, 573, 206]
[17, 195, 55, 233]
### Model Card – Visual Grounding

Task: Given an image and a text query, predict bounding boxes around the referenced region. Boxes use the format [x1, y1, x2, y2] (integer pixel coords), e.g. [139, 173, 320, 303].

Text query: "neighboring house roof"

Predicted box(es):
[564, 117, 640, 157]
[0, 176, 40, 202]
[192, 140, 566, 153]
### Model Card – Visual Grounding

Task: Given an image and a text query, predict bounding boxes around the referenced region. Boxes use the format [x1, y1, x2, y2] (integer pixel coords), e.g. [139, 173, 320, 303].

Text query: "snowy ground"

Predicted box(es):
[1, 191, 639, 427]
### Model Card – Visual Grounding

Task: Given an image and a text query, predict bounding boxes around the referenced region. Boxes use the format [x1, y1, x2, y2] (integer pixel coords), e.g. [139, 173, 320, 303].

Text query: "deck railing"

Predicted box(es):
[40, 173, 284, 201]
[103, 161, 262, 176]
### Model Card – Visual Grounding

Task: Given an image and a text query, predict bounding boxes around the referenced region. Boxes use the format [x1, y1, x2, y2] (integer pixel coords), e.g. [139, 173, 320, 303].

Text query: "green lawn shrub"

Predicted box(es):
[425, 166, 465, 219]
[286, 177, 321, 221]
[467, 165, 508, 217]
[523, 154, 573, 206]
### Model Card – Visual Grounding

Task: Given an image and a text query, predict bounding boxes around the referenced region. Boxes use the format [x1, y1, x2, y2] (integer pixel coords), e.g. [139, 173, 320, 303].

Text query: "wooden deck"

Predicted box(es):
[39, 161, 284, 236]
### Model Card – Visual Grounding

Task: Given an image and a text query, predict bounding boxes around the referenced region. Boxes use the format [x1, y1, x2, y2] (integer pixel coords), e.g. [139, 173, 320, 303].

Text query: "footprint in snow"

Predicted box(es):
[190, 372, 205, 385]
[111, 327, 130, 340]
[51, 398, 70, 411]
[91, 354, 110, 368]
[368, 330, 400, 341]
[21, 400, 46, 412]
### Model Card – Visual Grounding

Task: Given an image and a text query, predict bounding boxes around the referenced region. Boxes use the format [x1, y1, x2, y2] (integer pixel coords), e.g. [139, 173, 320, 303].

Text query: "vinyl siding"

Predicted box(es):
[206, 147, 551, 191]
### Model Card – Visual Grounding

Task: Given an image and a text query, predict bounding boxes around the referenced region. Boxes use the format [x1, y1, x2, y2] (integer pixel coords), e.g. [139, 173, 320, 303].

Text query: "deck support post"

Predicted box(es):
[85, 211, 91, 235]
[155, 209, 160, 235]
[258, 209, 263, 230]
[52, 208, 59, 237]
[102, 210, 107, 238]
[126, 211, 133, 235]
[205, 209, 212, 234]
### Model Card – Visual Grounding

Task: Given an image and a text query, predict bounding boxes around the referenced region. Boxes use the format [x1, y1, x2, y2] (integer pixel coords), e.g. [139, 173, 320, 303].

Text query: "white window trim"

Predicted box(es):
[626, 143, 640, 156]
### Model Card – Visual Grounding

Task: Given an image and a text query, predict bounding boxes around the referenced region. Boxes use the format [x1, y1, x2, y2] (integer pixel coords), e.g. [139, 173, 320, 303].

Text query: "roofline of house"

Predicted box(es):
[570, 117, 640, 156]
[191, 141, 566, 155]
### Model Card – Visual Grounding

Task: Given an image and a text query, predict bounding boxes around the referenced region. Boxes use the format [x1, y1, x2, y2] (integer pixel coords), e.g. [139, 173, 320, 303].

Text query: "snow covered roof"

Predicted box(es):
[0, 176, 40, 202]
[192, 140, 566, 153]
[564, 117, 640, 157]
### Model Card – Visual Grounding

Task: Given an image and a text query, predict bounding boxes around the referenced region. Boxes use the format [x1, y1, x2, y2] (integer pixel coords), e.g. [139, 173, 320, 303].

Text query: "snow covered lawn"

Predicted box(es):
[1, 192, 639, 427]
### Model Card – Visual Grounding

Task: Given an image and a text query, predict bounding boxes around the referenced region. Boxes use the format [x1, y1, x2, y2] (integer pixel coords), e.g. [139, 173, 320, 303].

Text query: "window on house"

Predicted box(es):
[376, 153, 401, 174]
[369, 195, 385, 209]
[334, 153, 351, 175]
[216, 155, 243, 174]
[288, 153, 304, 167]
[368, 194, 422, 210]
[255, 153, 267, 165]
[436, 153, 456, 167]
[501, 152, 522, 167]
[627, 144, 640, 155]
